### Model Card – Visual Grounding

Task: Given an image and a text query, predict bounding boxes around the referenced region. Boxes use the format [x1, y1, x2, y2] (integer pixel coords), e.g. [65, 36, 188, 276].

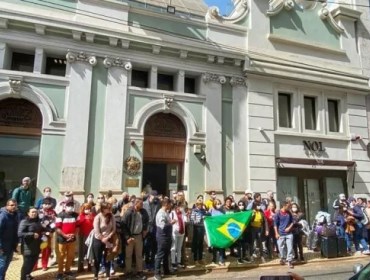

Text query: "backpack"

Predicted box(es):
[361, 208, 369, 225]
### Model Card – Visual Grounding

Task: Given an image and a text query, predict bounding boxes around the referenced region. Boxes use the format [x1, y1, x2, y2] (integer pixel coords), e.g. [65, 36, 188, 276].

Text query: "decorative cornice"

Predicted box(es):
[267, 0, 294, 16]
[9, 77, 22, 95]
[103, 57, 132, 70]
[230, 76, 247, 87]
[267, 0, 344, 34]
[319, 3, 345, 34]
[66, 51, 97, 66]
[202, 73, 227, 84]
[206, 0, 249, 24]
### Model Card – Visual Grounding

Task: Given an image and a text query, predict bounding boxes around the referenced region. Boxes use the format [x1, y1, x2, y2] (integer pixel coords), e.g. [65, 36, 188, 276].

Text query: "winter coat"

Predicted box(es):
[121, 207, 149, 243]
[18, 217, 44, 256]
[0, 207, 19, 254]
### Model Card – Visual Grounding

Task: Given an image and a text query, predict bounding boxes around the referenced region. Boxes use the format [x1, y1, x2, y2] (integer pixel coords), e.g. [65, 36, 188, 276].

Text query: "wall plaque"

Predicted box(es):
[125, 178, 139, 188]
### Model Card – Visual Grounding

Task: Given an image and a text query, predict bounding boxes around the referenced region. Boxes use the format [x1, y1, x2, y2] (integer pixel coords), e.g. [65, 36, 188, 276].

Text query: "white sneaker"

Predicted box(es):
[362, 250, 370, 255]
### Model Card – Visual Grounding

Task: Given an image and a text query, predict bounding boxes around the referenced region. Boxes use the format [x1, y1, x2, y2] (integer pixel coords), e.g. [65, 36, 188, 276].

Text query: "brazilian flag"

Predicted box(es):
[204, 211, 253, 248]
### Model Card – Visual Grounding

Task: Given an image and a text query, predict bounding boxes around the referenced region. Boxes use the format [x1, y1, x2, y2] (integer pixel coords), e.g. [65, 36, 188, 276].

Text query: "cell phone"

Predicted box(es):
[260, 276, 293, 280]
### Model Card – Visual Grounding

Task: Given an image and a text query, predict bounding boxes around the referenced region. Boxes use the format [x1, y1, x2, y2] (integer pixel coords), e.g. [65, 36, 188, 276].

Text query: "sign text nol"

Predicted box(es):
[303, 140, 325, 152]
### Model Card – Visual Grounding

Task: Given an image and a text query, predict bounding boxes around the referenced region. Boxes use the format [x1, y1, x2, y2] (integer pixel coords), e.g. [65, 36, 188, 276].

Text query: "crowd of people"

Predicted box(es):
[1, 177, 370, 280]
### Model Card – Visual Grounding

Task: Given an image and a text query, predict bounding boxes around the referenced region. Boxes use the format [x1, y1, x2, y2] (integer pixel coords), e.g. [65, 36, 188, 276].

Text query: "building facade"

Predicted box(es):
[0, 0, 369, 223]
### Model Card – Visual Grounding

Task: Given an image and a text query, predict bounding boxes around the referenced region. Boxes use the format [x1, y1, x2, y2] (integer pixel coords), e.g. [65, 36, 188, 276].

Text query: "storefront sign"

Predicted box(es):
[303, 140, 325, 152]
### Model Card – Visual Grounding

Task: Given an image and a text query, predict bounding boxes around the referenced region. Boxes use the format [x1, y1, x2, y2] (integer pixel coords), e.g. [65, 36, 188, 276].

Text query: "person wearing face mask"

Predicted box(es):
[205, 191, 216, 211]
[209, 199, 226, 266]
[55, 201, 80, 280]
[264, 201, 278, 260]
[236, 201, 249, 264]
[190, 198, 208, 266]
[78, 203, 95, 272]
[170, 201, 187, 270]
[291, 203, 304, 261]
[86, 193, 95, 207]
[249, 201, 269, 263]
[333, 193, 349, 219]
[18, 207, 45, 280]
[38, 198, 56, 271]
[55, 191, 81, 215]
[35, 187, 57, 210]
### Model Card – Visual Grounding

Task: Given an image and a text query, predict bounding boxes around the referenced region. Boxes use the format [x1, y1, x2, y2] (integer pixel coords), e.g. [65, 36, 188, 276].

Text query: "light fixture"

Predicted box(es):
[167, 5, 175, 14]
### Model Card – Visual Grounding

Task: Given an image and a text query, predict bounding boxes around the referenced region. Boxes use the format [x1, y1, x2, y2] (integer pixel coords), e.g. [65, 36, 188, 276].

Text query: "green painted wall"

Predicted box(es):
[85, 62, 107, 195]
[188, 151, 205, 204]
[3, 0, 76, 10]
[129, 13, 207, 40]
[181, 101, 203, 131]
[128, 95, 153, 124]
[222, 84, 233, 196]
[37, 134, 64, 190]
[270, 5, 340, 49]
[30, 83, 66, 119]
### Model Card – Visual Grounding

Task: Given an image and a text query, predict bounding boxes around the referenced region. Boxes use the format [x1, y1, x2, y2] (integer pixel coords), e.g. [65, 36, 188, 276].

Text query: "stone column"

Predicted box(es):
[231, 77, 248, 193]
[175, 70, 185, 92]
[99, 57, 132, 193]
[61, 51, 97, 194]
[33, 47, 46, 74]
[200, 73, 226, 192]
[149, 66, 157, 89]
[0, 43, 10, 69]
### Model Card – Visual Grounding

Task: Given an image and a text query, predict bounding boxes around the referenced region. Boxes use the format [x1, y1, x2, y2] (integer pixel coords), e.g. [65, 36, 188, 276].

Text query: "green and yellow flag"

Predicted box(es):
[204, 210, 253, 248]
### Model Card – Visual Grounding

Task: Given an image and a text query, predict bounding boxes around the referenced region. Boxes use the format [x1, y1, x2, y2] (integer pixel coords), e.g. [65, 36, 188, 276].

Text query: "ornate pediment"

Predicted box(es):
[267, 0, 344, 34]
[206, 0, 249, 24]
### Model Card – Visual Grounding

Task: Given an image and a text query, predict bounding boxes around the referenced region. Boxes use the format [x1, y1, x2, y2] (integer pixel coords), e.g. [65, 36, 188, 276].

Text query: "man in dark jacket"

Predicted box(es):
[12, 177, 34, 218]
[121, 197, 149, 280]
[143, 190, 161, 269]
[0, 199, 19, 280]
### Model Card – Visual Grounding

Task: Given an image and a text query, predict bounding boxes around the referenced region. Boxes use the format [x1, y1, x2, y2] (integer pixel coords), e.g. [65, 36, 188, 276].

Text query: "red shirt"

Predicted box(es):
[78, 212, 95, 237]
[264, 209, 276, 228]
[55, 211, 80, 243]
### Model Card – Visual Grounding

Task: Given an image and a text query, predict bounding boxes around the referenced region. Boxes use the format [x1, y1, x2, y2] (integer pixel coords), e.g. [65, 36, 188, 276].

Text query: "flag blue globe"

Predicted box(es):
[227, 222, 242, 239]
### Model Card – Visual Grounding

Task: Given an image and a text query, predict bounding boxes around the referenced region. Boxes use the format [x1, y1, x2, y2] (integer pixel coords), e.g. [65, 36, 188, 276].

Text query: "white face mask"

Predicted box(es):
[39, 213, 44, 219]
[65, 196, 72, 202]
[84, 209, 90, 214]
[292, 207, 298, 212]
[256, 206, 261, 210]
[216, 205, 222, 209]
[44, 192, 51, 198]
[66, 206, 74, 212]
[238, 206, 244, 210]
[87, 197, 93, 202]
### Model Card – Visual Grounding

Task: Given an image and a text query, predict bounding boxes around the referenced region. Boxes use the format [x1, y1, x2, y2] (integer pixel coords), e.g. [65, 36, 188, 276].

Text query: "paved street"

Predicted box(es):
[5, 251, 370, 280]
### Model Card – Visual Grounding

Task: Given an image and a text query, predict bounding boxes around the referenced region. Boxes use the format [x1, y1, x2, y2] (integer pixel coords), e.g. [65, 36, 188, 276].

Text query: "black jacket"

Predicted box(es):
[121, 207, 149, 242]
[0, 207, 19, 254]
[18, 217, 44, 256]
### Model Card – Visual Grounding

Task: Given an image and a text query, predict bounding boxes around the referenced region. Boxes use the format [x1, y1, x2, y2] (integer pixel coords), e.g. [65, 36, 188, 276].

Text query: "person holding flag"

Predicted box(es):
[190, 199, 208, 266]
[209, 199, 226, 266]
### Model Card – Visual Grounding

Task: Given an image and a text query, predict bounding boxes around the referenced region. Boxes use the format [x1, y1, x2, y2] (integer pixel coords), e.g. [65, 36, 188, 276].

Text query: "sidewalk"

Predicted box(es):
[6, 248, 369, 280]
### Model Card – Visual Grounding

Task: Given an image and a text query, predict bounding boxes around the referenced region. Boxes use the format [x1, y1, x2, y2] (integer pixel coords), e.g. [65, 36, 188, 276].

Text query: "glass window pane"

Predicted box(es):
[158, 73, 174, 91]
[278, 93, 292, 128]
[304, 96, 316, 130]
[328, 99, 339, 132]
[185, 77, 196, 94]
[11, 52, 34, 72]
[131, 70, 148, 88]
[45, 57, 66, 76]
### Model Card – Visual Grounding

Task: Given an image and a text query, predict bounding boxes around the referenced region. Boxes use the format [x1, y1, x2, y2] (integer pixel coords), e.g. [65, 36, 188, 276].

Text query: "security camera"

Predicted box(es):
[124, 62, 132, 71]
[200, 155, 206, 161]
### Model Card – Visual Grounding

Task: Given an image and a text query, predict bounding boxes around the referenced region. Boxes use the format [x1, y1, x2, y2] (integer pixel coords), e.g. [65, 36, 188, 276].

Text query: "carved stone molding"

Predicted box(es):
[9, 78, 22, 95]
[206, 0, 249, 24]
[66, 51, 97, 66]
[163, 95, 174, 110]
[267, 0, 294, 16]
[103, 57, 132, 70]
[267, 0, 344, 34]
[230, 76, 247, 87]
[202, 73, 227, 84]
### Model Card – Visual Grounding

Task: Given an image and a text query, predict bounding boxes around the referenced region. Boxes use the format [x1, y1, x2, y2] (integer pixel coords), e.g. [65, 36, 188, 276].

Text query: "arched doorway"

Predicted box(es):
[142, 113, 186, 196]
[0, 98, 42, 205]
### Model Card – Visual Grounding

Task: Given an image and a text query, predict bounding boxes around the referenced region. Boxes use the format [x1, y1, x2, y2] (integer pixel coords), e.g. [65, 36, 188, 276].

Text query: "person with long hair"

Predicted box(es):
[170, 201, 187, 270]
[18, 207, 44, 280]
[78, 203, 95, 272]
[92, 202, 116, 280]
[209, 199, 226, 266]
[264, 201, 278, 259]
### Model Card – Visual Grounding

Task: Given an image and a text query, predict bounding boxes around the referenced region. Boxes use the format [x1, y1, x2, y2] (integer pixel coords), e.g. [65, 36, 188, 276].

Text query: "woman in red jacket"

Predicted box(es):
[78, 203, 95, 272]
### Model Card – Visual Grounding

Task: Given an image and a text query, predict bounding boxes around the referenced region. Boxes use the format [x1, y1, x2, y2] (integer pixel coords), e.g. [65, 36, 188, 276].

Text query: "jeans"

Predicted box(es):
[250, 227, 264, 257]
[171, 234, 184, 265]
[21, 255, 39, 280]
[154, 237, 171, 276]
[337, 226, 352, 252]
[293, 233, 303, 259]
[212, 248, 225, 263]
[191, 225, 205, 261]
[144, 230, 157, 265]
[277, 234, 294, 262]
[92, 238, 110, 277]
[0, 251, 14, 280]
[354, 222, 369, 252]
